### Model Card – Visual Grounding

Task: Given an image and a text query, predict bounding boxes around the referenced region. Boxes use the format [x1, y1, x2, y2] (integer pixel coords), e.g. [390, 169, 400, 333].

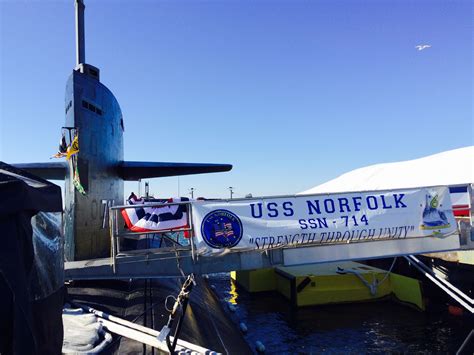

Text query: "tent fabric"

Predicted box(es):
[31, 212, 64, 300]
[0, 162, 62, 215]
[0, 161, 63, 354]
[0, 213, 37, 354]
[299, 146, 474, 195]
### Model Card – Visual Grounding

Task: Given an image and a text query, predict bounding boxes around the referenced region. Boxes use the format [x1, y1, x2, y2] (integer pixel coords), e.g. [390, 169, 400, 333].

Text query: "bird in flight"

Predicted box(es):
[415, 44, 431, 51]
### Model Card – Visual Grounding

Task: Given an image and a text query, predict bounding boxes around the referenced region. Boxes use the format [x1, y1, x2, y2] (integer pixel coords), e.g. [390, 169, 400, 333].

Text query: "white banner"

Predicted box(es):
[191, 186, 460, 256]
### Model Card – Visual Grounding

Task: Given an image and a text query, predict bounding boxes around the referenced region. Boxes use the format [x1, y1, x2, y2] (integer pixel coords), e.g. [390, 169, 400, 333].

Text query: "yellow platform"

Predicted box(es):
[231, 262, 424, 310]
[230, 268, 276, 293]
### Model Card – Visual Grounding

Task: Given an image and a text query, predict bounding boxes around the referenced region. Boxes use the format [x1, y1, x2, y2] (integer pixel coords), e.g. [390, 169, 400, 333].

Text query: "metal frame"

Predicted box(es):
[109, 201, 196, 273]
[214, 183, 472, 203]
[64, 186, 473, 280]
[405, 255, 473, 313]
[106, 193, 470, 274]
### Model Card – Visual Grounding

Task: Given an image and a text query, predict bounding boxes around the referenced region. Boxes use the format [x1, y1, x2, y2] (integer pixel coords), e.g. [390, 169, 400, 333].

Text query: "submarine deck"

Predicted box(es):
[67, 276, 251, 354]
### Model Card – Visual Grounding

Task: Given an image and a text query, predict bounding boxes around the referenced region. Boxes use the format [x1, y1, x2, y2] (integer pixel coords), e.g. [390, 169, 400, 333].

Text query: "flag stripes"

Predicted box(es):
[121, 196, 190, 233]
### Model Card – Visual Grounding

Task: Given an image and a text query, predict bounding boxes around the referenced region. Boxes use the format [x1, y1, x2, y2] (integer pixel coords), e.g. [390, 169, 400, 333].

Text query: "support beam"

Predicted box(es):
[75, 303, 215, 353]
[65, 248, 282, 280]
[404, 255, 473, 313]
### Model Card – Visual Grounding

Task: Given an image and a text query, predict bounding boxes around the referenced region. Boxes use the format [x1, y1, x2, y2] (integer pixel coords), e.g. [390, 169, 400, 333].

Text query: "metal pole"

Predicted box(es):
[407, 255, 473, 305]
[75, 0, 86, 66]
[188, 204, 196, 262]
[110, 209, 116, 273]
[404, 256, 473, 313]
[114, 208, 120, 255]
[229, 186, 234, 199]
[189, 188, 194, 199]
[74, 302, 214, 353]
[456, 329, 474, 355]
[469, 183, 473, 228]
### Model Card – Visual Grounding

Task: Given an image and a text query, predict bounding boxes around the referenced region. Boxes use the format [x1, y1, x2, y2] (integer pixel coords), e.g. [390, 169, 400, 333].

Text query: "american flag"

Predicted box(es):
[214, 222, 234, 237]
[121, 196, 190, 234]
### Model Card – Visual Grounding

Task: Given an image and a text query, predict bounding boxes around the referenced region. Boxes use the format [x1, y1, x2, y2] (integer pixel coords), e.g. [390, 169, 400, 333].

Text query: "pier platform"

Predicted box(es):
[231, 261, 424, 309]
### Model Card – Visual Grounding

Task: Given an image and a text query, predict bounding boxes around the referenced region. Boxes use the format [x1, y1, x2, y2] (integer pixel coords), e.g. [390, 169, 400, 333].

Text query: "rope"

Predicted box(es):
[337, 258, 397, 296]
[160, 274, 196, 354]
[174, 246, 186, 280]
[379, 257, 397, 285]
[165, 295, 177, 312]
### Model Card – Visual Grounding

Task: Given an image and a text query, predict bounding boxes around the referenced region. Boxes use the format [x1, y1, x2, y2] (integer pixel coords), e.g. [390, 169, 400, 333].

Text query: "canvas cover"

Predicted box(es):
[0, 162, 63, 354]
[299, 146, 473, 194]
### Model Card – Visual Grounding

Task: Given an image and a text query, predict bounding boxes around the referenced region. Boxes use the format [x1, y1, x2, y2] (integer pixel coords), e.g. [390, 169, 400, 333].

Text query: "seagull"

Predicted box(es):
[415, 44, 431, 51]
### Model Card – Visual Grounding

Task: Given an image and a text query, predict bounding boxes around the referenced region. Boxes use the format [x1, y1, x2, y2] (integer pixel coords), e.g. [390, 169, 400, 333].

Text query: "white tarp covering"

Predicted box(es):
[299, 146, 473, 194]
[62, 306, 112, 354]
[192, 186, 460, 257]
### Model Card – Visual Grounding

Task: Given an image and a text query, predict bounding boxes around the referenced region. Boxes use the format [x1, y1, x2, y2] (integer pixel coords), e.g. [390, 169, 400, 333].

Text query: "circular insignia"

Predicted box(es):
[201, 209, 243, 249]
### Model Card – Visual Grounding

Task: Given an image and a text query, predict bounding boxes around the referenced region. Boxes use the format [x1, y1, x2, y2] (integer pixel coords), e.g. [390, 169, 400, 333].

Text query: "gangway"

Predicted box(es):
[65, 186, 465, 280]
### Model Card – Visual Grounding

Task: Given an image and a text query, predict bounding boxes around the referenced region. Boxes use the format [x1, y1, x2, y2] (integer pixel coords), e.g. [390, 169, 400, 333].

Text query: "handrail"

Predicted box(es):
[116, 228, 192, 238]
[109, 201, 196, 274]
[407, 255, 473, 305]
[111, 201, 192, 210]
[456, 329, 474, 355]
[404, 255, 473, 313]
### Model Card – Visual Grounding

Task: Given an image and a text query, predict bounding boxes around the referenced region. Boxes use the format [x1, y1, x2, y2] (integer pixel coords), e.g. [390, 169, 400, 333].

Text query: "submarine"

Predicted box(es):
[15, 0, 232, 262]
[12, 1, 251, 353]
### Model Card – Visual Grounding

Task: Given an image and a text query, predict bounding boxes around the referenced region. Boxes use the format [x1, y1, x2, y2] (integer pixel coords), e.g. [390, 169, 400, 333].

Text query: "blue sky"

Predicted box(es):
[0, 0, 472, 199]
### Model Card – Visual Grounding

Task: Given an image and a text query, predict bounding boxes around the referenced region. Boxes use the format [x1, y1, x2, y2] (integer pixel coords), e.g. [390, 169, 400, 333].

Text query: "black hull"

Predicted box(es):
[67, 276, 252, 354]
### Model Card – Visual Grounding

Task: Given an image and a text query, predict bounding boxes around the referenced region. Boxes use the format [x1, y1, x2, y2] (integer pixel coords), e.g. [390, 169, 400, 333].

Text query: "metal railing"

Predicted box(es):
[457, 329, 474, 355]
[109, 201, 196, 273]
[106, 186, 474, 273]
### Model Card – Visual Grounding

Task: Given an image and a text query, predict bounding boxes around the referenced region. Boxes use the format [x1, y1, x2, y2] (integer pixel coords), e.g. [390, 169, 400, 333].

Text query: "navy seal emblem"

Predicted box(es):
[201, 209, 243, 249]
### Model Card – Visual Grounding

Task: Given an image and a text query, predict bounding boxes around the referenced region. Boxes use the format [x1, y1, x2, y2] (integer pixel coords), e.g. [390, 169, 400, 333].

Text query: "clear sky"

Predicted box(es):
[0, 0, 472, 199]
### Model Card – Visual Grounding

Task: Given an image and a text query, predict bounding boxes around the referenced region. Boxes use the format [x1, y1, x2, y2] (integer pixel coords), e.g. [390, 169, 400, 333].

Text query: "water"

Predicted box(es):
[208, 273, 472, 354]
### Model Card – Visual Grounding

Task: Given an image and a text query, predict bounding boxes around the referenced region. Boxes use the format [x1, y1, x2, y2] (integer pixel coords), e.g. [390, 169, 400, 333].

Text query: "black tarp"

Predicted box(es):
[0, 162, 64, 354]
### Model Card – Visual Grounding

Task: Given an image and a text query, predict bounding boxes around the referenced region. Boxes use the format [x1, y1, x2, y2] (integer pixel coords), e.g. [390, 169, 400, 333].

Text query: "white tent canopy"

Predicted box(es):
[299, 146, 474, 195]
